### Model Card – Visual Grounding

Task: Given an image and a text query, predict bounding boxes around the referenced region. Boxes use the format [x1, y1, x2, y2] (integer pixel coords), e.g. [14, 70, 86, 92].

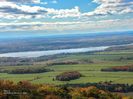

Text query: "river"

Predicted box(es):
[0, 46, 109, 58]
[0, 43, 132, 58]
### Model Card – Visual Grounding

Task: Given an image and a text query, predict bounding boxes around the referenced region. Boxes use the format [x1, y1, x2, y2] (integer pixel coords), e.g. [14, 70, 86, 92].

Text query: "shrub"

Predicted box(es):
[56, 71, 81, 81]
[8, 67, 52, 74]
[101, 65, 133, 72]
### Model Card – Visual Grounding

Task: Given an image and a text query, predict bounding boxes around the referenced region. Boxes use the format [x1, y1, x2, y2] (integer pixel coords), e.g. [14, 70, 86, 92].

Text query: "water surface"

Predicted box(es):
[0, 46, 109, 58]
[0, 43, 132, 58]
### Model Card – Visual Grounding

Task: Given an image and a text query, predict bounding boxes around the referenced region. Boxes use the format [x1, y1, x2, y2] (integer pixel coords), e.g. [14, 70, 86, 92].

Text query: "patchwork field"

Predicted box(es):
[0, 50, 133, 85]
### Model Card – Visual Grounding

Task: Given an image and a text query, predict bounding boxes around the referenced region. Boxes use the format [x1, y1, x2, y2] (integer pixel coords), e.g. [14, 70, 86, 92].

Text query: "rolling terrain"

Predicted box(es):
[0, 46, 133, 85]
[0, 31, 133, 53]
[0, 32, 133, 98]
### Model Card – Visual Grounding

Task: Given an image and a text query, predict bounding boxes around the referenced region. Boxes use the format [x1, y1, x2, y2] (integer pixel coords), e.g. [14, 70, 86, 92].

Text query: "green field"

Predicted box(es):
[0, 50, 133, 85]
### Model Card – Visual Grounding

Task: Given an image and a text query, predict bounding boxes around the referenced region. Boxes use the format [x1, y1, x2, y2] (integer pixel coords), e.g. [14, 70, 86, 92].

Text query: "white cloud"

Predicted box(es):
[51, 6, 81, 18]
[0, 0, 132, 19]
[0, 0, 41, 3]
[0, 0, 132, 33]
[83, 0, 133, 17]
[0, 2, 48, 19]
[32, 0, 40, 3]
[0, 2, 81, 19]
[93, 0, 122, 4]
[51, 0, 57, 4]
[41, 2, 48, 5]
[0, 18, 132, 32]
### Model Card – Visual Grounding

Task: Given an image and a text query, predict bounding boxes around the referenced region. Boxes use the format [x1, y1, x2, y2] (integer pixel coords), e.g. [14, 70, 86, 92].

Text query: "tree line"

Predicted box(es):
[0, 67, 52, 74]
[101, 65, 133, 72]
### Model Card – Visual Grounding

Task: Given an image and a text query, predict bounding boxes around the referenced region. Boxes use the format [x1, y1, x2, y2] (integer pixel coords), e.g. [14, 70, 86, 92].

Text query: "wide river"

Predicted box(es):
[0, 43, 132, 58]
[0, 46, 109, 58]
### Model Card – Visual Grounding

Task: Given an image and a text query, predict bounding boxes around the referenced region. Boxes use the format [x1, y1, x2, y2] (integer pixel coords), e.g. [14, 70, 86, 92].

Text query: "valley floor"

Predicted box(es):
[0, 50, 133, 85]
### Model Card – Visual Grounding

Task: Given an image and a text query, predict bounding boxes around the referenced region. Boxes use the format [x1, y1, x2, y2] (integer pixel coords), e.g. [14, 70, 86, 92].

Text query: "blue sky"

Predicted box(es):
[37, 0, 98, 12]
[0, 0, 133, 37]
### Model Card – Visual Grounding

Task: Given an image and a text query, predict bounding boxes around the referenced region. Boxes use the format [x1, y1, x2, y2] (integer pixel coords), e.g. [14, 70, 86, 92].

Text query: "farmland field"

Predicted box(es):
[0, 50, 133, 85]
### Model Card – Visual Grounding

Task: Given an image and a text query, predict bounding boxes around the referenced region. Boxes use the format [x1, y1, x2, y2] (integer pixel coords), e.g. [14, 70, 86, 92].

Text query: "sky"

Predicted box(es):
[0, 0, 133, 37]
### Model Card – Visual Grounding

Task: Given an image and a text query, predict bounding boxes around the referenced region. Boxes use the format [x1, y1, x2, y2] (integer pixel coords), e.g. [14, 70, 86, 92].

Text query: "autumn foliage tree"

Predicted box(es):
[101, 65, 133, 72]
[0, 80, 132, 99]
[56, 71, 82, 81]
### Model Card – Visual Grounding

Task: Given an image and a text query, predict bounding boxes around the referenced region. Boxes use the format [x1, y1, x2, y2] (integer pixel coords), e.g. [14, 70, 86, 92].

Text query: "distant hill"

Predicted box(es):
[0, 31, 133, 53]
[106, 44, 133, 51]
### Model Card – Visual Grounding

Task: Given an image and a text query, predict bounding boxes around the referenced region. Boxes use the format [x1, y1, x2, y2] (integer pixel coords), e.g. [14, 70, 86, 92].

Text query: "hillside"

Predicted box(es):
[0, 32, 133, 53]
